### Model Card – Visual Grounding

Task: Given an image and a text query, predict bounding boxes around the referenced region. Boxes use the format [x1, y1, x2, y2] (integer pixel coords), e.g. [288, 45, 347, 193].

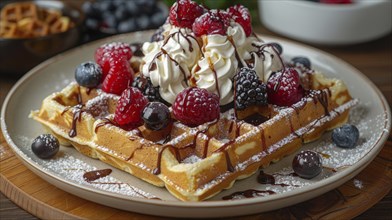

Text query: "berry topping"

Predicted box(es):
[270, 42, 283, 55]
[332, 124, 359, 148]
[114, 87, 149, 130]
[172, 87, 220, 127]
[169, 0, 204, 29]
[290, 56, 311, 69]
[227, 4, 252, 36]
[94, 42, 133, 79]
[292, 150, 322, 179]
[267, 68, 304, 106]
[31, 134, 60, 159]
[192, 10, 230, 37]
[74, 61, 102, 88]
[132, 76, 162, 102]
[142, 102, 171, 130]
[102, 57, 134, 95]
[234, 67, 267, 110]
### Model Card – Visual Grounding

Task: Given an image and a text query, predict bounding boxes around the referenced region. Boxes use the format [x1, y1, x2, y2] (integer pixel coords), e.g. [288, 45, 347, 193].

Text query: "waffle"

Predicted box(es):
[0, 2, 74, 38]
[30, 70, 357, 201]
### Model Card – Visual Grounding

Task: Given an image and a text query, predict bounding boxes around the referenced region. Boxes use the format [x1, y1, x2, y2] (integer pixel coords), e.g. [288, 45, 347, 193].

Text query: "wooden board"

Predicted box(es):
[1, 130, 391, 219]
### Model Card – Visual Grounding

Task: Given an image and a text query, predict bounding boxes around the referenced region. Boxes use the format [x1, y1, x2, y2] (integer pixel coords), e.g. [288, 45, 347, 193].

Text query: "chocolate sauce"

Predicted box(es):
[129, 42, 144, 57]
[153, 145, 181, 175]
[95, 118, 116, 133]
[201, 137, 211, 159]
[228, 36, 245, 68]
[60, 86, 85, 138]
[83, 169, 112, 182]
[260, 128, 266, 151]
[257, 170, 291, 187]
[214, 140, 235, 172]
[258, 170, 304, 189]
[287, 116, 301, 139]
[222, 189, 275, 200]
[207, 57, 221, 98]
[318, 90, 330, 116]
[243, 114, 269, 126]
[69, 104, 84, 138]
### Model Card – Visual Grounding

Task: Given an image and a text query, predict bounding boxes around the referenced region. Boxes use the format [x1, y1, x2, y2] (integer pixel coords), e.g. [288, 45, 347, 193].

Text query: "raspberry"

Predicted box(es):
[172, 87, 220, 127]
[267, 68, 304, 106]
[102, 57, 134, 95]
[234, 67, 267, 110]
[132, 76, 162, 102]
[227, 5, 252, 36]
[192, 10, 231, 37]
[169, 0, 204, 29]
[94, 42, 132, 80]
[114, 87, 148, 130]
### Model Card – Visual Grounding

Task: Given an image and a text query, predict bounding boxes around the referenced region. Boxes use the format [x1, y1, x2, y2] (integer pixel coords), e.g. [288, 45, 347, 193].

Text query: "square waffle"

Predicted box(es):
[30, 71, 357, 201]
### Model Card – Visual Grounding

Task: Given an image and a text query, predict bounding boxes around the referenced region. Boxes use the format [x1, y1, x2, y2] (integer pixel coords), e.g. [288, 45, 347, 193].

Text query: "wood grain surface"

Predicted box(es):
[0, 13, 391, 220]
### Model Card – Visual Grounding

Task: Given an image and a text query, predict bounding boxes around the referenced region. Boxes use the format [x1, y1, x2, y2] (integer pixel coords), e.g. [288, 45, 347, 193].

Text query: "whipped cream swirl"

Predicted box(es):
[141, 26, 201, 104]
[141, 23, 284, 105]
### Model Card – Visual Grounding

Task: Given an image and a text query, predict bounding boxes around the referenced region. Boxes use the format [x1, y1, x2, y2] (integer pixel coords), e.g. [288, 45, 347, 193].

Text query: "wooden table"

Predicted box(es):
[1, 25, 391, 219]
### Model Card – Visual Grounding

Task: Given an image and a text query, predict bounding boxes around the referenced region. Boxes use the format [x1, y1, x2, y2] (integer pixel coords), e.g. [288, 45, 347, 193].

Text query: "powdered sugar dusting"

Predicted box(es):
[41, 154, 157, 199]
[353, 179, 364, 189]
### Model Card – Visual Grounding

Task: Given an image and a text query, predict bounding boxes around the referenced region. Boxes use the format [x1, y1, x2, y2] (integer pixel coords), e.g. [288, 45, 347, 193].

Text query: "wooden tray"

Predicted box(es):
[1, 130, 391, 219]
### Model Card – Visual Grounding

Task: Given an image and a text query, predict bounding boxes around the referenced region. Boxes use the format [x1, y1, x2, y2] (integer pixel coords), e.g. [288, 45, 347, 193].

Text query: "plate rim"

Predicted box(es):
[1, 31, 391, 214]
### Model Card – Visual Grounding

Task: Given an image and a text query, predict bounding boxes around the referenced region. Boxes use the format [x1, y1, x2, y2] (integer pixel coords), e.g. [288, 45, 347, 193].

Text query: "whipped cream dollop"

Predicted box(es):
[141, 25, 201, 104]
[140, 23, 284, 105]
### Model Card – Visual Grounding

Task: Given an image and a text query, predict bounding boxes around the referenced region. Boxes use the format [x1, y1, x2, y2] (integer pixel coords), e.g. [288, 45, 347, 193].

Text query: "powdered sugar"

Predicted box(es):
[41, 154, 157, 199]
[353, 179, 364, 189]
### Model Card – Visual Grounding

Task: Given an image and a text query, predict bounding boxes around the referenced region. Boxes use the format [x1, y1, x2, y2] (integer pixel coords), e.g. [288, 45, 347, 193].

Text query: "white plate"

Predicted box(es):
[1, 31, 391, 218]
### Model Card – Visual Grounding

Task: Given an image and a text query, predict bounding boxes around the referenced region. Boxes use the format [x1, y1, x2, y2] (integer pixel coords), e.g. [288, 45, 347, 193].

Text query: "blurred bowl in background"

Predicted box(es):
[258, 0, 392, 46]
[82, 0, 168, 41]
[0, 0, 84, 76]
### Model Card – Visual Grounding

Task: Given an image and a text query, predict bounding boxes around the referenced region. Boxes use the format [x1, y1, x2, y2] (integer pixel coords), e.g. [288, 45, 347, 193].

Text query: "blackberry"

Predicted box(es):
[132, 76, 162, 102]
[234, 67, 267, 110]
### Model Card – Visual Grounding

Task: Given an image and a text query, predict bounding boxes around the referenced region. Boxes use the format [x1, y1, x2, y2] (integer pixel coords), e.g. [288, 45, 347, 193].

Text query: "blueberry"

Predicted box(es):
[97, 1, 116, 12]
[292, 150, 322, 179]
[151, 10, 166, 27]
[291, 56, 311, 69]
[136, 15, 151, 30]
[332, 124, 359, 148]
[31, 134, 60, 159]
[75, 61, 102, 88]
[85, 18, 99, 30]
[270, 42, 283, 55]
[102, 13, 117, 29]
[142, 102, 171, 130]
[117, 18, 137, 33]
[115, 7, 129, 21]
[125, 1, 138, 15]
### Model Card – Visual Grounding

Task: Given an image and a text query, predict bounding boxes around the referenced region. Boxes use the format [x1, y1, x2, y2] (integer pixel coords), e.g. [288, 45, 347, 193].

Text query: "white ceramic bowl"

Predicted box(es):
[258, 0, 392, 45]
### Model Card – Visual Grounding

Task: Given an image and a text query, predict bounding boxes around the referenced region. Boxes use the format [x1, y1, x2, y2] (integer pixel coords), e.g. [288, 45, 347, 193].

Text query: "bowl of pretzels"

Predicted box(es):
[0, 0, 84, 76]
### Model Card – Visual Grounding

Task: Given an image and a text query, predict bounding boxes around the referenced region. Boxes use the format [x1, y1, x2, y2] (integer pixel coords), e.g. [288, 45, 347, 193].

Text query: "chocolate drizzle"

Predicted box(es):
[153, 145, 181, 175]
[83, 169, 112, 182]
[95, 118, 117, 133]
[61, 86, 85, 138]
[214, 140, 235, 172]
[147, 29, 203, 87]
[222, 189, 276, 200]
